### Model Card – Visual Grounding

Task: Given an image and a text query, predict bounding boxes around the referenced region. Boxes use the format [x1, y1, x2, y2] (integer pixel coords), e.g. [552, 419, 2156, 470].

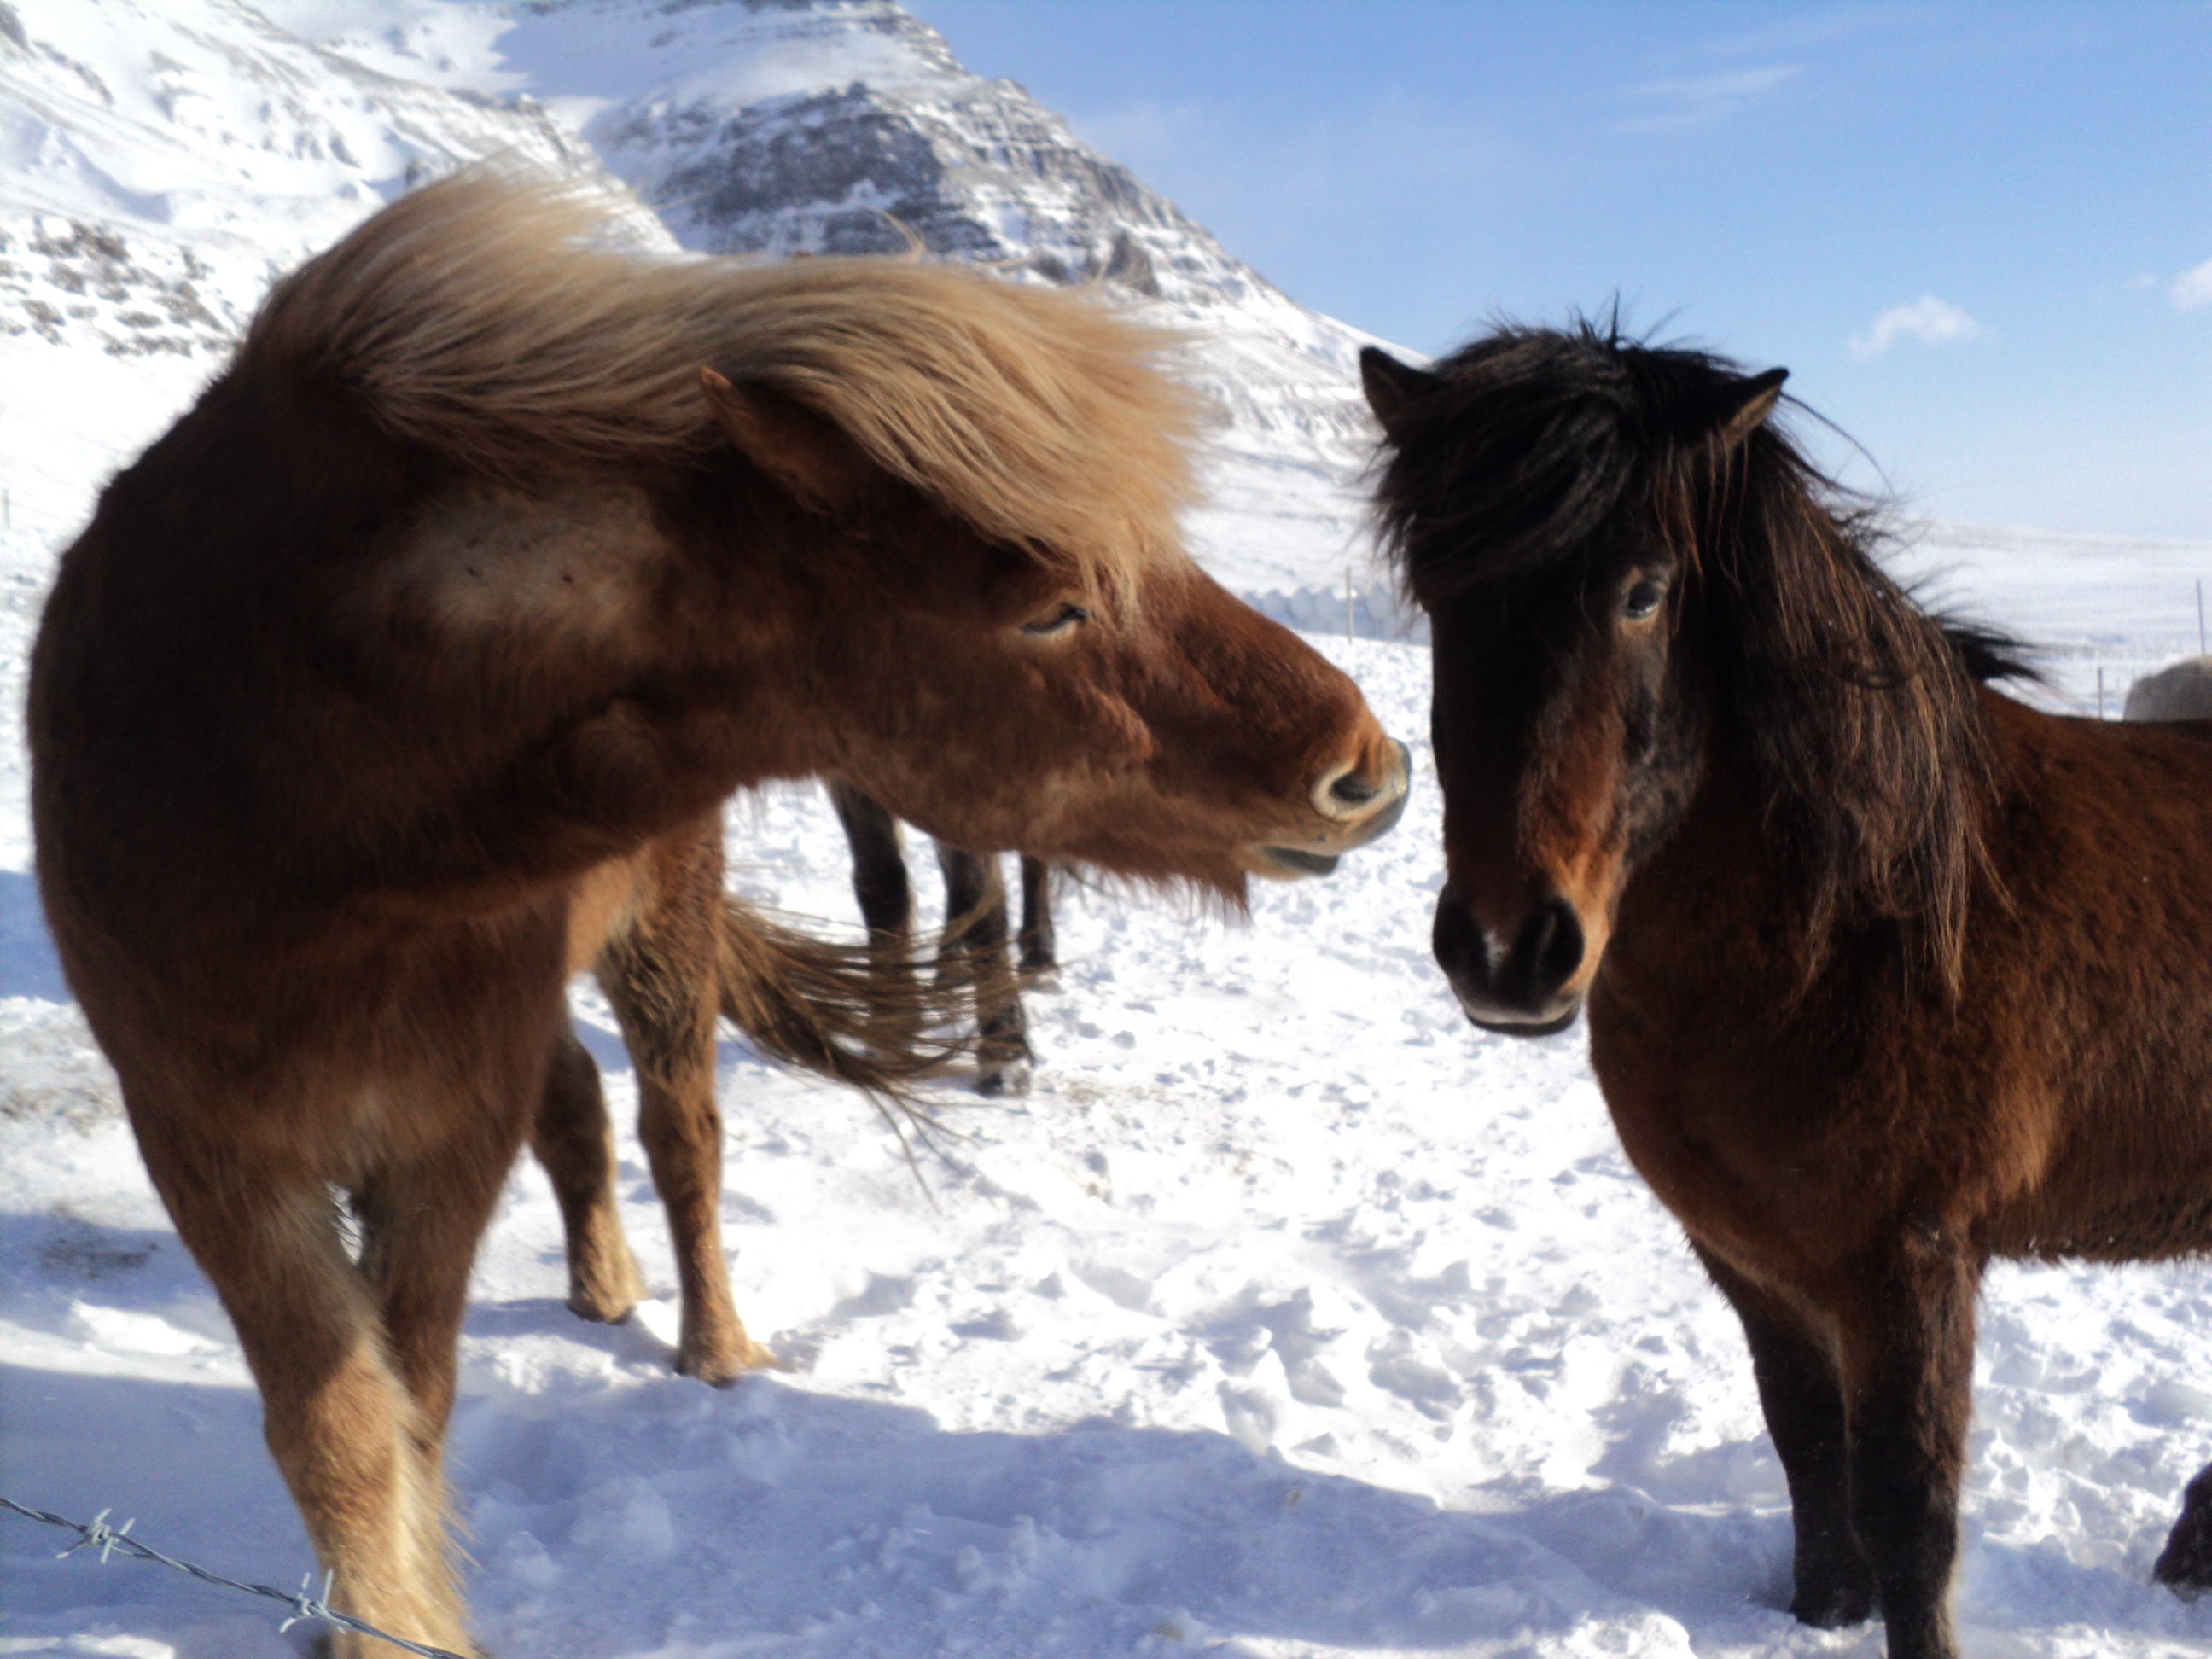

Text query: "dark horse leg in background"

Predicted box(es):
[935, 844, 1033, 1096]
[1017, 853, 1057, 984]
[828, 780, 923, 1071]
[828, 780, 1041, 1095]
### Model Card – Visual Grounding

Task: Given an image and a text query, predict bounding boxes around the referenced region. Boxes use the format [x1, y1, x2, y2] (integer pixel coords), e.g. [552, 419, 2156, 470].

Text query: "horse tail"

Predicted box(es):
[713, 897, 968, 1101]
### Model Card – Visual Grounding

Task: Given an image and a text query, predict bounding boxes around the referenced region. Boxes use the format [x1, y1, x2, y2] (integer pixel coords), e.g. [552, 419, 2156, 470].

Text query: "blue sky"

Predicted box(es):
[907, 2, 2210, 539]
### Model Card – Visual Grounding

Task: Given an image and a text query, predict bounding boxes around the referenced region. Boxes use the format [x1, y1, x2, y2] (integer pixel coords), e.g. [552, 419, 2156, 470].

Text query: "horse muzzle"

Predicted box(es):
[1244, 740, 1412, 880]
[1431, 884, 1586, 1034]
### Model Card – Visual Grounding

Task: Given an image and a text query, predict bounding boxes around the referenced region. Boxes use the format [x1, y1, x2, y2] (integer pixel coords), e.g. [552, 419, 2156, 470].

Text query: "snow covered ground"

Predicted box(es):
[9, 606, 2212, 1658]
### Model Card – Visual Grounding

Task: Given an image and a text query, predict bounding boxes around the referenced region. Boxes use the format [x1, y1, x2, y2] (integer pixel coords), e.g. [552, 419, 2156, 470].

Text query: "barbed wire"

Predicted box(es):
[2, 1494, 471, 1659]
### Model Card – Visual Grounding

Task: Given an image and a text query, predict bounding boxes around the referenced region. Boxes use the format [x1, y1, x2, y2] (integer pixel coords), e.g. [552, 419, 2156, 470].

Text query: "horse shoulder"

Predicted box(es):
[364, 479, 679, 671]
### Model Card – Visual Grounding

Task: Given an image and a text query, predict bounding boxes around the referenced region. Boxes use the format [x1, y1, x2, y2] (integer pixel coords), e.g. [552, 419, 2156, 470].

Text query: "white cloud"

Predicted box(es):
[1615, 63, 1802, 133]
[2174, 258, 2212, 311]
[1849, 296, 1987, 358]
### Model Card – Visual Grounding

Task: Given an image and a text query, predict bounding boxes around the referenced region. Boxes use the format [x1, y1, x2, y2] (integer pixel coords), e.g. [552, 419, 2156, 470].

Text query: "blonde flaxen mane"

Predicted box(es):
[245, 168, 1208, 582]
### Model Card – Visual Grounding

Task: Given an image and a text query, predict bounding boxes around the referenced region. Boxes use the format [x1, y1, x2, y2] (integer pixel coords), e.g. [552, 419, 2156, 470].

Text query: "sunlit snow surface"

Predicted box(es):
[9, 620, 2212, 1658]
[9, 3, 2212, 1656]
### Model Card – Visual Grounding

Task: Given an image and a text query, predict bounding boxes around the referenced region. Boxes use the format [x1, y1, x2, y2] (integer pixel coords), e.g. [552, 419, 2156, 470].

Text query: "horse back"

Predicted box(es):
[1967, 694, 2212, 1258]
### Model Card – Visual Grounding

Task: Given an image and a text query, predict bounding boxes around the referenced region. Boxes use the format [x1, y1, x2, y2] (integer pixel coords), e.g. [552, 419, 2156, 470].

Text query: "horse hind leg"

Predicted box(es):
[1016, 854, 1057, 987]
[2156, 1466, 2212, 1595]
[828, 780, 921, 1054]
[528, 1025, 647, 1324]
[137, 1116, 474, 1658]
[937, 842, 1031, 1097]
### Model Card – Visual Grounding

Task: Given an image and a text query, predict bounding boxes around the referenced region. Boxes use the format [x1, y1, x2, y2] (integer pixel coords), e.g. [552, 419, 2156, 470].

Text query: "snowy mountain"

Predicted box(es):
[0, 0, 611, 361]
[497, 0, 1404, 595]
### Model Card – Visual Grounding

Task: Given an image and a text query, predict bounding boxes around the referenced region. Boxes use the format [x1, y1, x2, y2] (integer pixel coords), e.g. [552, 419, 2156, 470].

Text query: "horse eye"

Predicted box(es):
[1022, 602, 1091, 638]
[1621, 579, 1663, 622]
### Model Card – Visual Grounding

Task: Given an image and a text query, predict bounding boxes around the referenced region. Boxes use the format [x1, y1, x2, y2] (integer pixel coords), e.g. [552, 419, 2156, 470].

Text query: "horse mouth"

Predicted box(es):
[1458, 995, 1583, 1038]
[1259, 846, 1341, 877]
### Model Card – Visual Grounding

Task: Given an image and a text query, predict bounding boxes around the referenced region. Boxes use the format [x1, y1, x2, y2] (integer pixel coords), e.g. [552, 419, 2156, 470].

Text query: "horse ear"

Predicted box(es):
[1709, 367, 1789, 454]
[700, 368, 870, 512]
[1360, 347, 1441, 435]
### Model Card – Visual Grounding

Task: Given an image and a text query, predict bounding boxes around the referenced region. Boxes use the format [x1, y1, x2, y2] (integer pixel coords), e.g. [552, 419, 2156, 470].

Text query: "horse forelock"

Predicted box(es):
[1382, 320, 2029, 994]
[1371, 327, 1649, 605]
[242, 166, 1207, 595]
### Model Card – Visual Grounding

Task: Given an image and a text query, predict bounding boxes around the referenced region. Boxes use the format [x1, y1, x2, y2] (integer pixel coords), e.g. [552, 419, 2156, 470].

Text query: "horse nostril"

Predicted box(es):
[1315, 741, 1411, 822]
[1524, 896, 1585, 994]
[1431, 891, 1485, 986]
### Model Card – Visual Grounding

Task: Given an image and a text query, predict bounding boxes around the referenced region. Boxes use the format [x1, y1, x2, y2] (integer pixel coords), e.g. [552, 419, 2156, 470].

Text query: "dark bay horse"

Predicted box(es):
[1363, 325, 2212, 1659]
[828, 778, 1054, 1095]
[29, 171, 1409, 1657]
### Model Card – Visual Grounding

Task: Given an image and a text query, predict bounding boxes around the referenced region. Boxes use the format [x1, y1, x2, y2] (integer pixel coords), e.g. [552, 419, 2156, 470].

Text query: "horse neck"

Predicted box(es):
[1598, 731, 1795, 1022]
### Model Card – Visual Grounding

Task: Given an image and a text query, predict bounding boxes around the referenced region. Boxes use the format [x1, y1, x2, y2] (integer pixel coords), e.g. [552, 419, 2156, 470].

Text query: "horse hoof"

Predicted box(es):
[1790, 1564, 1876, 1629]
[674, 1339, 783, 1387]
[1790, 1587, 1876, 1629]
[2156, 1470, 2212, 1595]
[977, 1060, 1032, 1097]
[565, 1290, 637, 1327]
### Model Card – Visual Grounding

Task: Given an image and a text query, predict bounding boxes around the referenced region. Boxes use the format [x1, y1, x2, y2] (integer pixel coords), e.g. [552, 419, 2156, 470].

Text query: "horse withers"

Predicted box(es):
[1364, 324, 2212, 1659]
[29, 171, 1408, 1659]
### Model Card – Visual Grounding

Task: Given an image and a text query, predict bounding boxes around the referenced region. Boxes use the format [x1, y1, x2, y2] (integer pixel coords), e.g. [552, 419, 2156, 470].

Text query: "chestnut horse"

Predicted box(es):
[1364, 325, 2212, 1659]
[531, 832, 973, 1388]
[829, 779, 1055, 1095]
[29, 172, 1408, 1657]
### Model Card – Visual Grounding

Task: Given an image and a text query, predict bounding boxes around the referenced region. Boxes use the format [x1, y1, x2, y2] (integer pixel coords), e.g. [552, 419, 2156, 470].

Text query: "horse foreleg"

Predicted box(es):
[600, 863, 773, 1385]
[1834, 1234, 1982, 1659]
[138, 1129, 474, 1659]
[1016, 855, 1057, 985]
[1695, 1243, 1873, 1627]
[355, 1089, 533, 1451]
[528, 1027, 646, 1324]
[938, 843, 1031, 1096]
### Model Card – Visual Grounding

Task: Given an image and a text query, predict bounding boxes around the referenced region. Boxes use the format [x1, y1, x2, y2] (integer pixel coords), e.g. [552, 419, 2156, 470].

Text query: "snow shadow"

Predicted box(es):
[9, 1249, 2209, 1657]
[1, 1365, 315, 1659]
[439, 1299, 2206, 1656]
[0, 869, 71, 1003]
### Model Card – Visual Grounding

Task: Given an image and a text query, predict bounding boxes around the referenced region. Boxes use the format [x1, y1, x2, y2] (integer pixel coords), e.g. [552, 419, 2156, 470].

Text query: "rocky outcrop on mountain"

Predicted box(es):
[597, 49, 1269, 312]
[544, 0, 1400, 587]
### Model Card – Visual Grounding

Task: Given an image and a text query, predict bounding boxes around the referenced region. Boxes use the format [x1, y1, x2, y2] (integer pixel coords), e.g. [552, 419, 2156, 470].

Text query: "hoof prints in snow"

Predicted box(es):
[7, 638, 2212, 1656]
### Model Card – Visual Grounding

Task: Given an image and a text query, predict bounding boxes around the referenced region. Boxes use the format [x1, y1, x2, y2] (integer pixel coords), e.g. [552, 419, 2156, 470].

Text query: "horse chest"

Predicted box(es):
[1586, 1004, 1881, 1280]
